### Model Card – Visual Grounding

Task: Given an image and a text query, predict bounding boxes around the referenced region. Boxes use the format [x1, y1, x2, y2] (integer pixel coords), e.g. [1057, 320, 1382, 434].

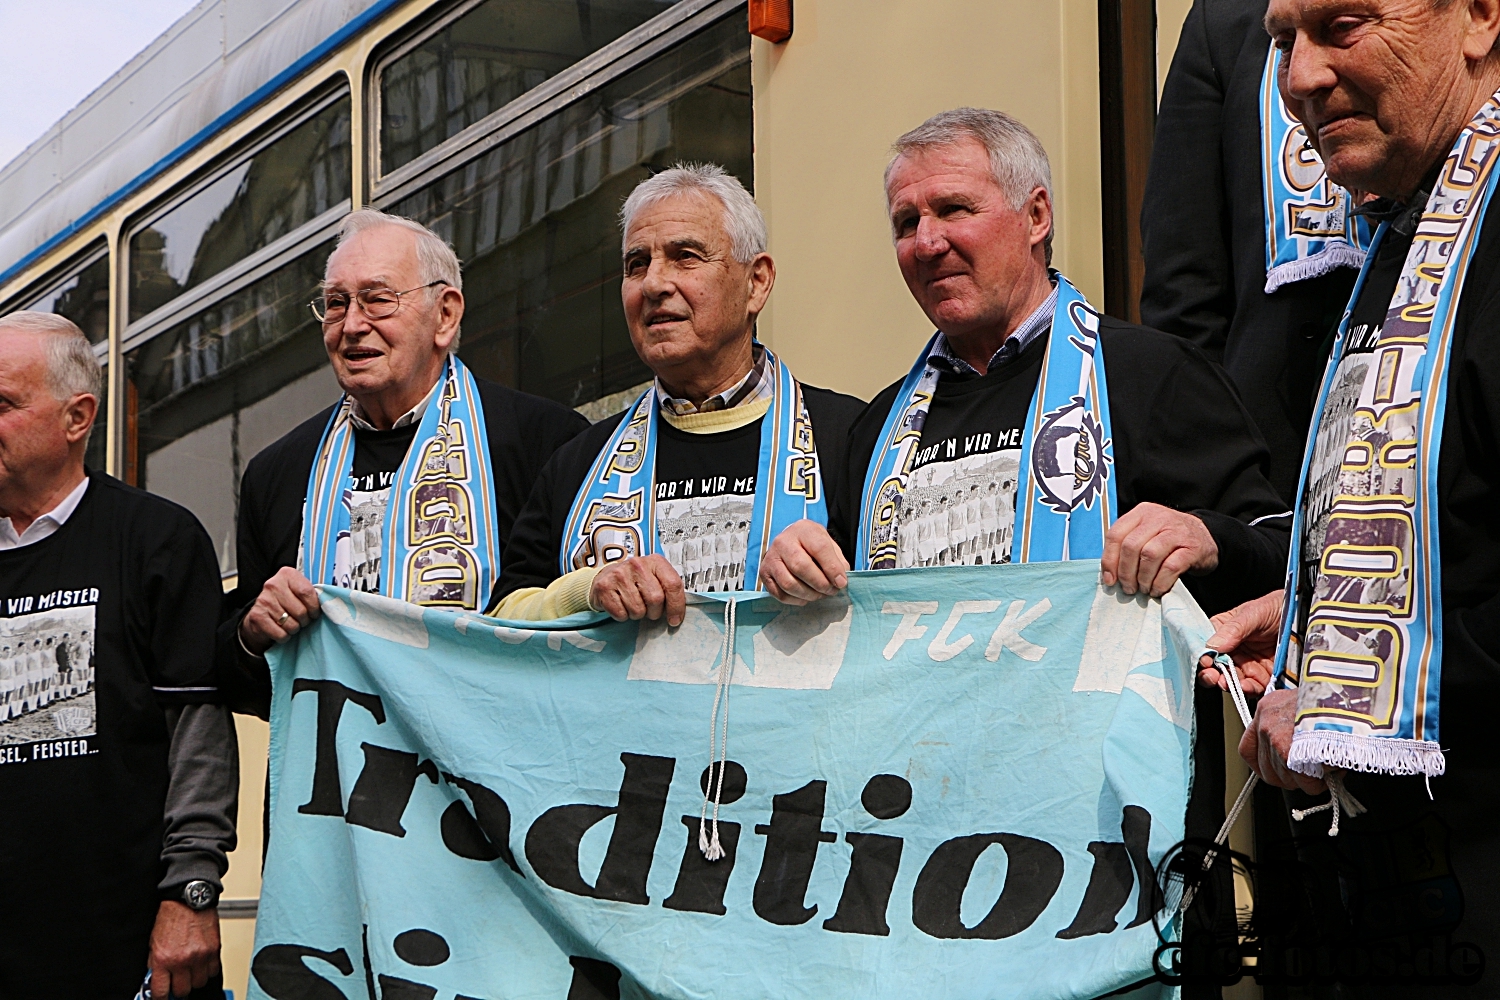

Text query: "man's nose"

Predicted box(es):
[337, 301, 375, 338]
[1282, 34, 1338, 105]
[913, 216, 949, 260]
[640, 257, 675, 298]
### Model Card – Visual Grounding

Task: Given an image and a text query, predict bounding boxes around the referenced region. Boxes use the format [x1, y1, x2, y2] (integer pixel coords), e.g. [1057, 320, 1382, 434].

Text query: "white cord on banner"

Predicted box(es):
[1290, 771, 1367, 836]
[1176, 652, 1261, 917]
[698, 598, 738, 861]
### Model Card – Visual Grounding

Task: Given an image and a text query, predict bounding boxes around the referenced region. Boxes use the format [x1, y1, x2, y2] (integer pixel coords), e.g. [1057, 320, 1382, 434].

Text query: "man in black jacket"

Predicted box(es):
[1141, 0, 1363, 503]
[762, 108, 1291, 615]
[220, 210, 587, 716]
[1214, 0, 1500, 994]
[493, 164, 863, 621]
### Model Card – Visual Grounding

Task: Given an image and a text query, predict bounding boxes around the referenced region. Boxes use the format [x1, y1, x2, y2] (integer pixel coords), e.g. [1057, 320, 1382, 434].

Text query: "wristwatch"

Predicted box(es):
[181, 879, 220, 911]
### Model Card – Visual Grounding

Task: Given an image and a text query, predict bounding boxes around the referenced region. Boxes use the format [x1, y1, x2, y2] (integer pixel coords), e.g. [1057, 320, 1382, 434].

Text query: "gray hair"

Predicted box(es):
[619, 164, 766, 263]
[0, 311, 103, 401]
[886, 107, 1054, 264]
[328, 209, 464, 350]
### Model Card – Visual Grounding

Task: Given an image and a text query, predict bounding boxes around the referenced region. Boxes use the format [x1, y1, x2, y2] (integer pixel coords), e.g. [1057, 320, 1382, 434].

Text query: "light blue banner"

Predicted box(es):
[249, 561, 1203, 1000]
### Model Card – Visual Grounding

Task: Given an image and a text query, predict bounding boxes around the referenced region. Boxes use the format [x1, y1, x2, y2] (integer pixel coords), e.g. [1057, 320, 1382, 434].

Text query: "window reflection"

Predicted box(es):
[128, 95, 351, 323]
[23, 247, 110, 345]
[379, 0, 682, 175]
[391, 14, 751, 407]
[127, 242, 339, 570]
[86, 368, 107, 474]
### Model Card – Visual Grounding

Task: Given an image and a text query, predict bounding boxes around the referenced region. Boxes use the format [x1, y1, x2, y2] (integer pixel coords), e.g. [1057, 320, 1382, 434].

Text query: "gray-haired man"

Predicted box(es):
[0, 312, 236, 999]
[219, 209, 589, 716]
[491, 163, 864, 620]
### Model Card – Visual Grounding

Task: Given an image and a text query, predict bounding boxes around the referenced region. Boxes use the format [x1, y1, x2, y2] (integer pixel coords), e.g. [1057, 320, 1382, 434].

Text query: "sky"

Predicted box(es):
[0, 0, 202, 171]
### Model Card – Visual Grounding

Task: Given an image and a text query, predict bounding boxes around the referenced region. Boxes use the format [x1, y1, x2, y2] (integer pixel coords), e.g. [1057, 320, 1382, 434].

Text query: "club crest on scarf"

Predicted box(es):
[561, 345, 827, 591]
[857, 273, 1117, 570]
[300, 355, 500, 612]
[1273, 87, 1500, 779]
[1032, 397, 1110, 516]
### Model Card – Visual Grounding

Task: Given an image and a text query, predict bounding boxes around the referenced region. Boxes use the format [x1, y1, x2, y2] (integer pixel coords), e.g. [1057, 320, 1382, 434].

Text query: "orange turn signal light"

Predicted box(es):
[749, 0, 792, 43]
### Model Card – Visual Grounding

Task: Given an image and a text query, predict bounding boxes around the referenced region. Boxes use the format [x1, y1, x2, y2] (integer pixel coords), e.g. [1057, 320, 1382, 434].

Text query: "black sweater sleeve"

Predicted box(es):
[1139, 0, 1238, 360]
[1098, 321, 1290, 614]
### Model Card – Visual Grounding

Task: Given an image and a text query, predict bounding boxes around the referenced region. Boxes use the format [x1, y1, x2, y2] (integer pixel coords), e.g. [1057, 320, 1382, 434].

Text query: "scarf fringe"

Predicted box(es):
[1264, 243, 1369, 294]
[1288, 730, 1446, 778]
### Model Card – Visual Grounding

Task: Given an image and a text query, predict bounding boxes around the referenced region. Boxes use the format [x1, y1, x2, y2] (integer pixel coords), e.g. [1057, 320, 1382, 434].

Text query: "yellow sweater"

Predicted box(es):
[490, 396, 772, 620]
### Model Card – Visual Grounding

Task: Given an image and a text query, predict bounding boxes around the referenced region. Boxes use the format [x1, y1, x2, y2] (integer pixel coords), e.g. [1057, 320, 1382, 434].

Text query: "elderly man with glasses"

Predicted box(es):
[219, 209, 588, 717]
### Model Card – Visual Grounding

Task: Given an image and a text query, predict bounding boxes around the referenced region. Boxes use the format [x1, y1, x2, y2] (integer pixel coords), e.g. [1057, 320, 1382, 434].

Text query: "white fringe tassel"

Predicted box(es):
[698, 598, 738, 861]
[1287, 730, 1447, 779]
[1264, 243, 1368, 294]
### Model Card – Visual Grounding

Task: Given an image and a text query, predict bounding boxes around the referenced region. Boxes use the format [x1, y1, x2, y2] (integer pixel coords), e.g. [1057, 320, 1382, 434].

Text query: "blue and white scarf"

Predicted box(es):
[560, 344, 824, 589]
[856, 273, 1116, 568]
[1261, 45, 1373, 293]
[1272, 88, 1500, 779]
[301, 354, 500, 611]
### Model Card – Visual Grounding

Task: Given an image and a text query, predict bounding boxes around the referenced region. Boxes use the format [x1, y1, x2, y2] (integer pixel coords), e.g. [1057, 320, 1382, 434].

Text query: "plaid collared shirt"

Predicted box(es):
[656, 343, 773, 416]
[928, 283, 1058, 377]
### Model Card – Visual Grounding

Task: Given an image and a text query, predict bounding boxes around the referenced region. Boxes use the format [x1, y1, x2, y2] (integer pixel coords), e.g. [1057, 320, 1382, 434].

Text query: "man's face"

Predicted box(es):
[1267, 0, 1487, 196]
[321, 226, 457, 399]
[886, 140, 1051, 339]
[621, 192, 769, 380]
[0, 330, 92, 495]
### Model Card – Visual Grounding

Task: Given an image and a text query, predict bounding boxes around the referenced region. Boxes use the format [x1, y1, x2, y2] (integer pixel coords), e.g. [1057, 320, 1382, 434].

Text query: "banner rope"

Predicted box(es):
[699, 597, 738, 861]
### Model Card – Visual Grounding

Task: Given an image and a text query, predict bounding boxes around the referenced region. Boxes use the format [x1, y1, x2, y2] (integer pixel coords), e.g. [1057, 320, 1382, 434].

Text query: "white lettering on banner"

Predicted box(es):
[494, 626, 537, 644]
[984, 599, 1053, 662]
[321, 590, 429, 648]
[627, 600, 851, 689]
[927, 601, 1002, 661]
[548, 631, 607, 652]
[881, 601, 939, 659]
[1073, 583, 1196, 730]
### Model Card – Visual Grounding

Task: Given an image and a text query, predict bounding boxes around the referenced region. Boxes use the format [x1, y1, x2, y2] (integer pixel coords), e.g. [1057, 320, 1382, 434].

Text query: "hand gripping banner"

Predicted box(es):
[250, 562, 1203, 1000]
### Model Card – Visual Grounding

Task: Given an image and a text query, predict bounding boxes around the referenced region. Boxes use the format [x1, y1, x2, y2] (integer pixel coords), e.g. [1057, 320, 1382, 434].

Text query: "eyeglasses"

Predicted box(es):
[310, 280, 449, 324]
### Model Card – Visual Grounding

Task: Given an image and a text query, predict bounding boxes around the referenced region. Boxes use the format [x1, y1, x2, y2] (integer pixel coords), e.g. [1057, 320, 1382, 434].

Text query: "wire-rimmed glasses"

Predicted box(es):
[310, 280, 449, 324]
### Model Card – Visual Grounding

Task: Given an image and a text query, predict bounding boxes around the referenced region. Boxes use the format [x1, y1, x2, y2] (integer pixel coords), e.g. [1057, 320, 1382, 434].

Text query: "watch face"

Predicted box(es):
[184, 880, 216, 910]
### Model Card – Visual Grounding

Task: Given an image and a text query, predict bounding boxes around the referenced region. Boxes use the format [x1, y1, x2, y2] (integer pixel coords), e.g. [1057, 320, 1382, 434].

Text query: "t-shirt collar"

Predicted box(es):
[929, 280, 1058, 378]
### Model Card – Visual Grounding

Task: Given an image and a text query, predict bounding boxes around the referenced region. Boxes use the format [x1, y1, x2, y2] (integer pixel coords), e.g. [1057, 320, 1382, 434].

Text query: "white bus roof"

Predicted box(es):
[0, 0, 391, 287]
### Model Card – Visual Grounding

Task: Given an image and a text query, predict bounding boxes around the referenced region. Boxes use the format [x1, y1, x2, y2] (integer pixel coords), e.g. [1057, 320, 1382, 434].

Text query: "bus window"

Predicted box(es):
[378, 0, 684, 176]
[125, 241, 339, 573]
[128, 94, 351, 325]
[20, 244, 110, 345]
[387, 12, 751, 408]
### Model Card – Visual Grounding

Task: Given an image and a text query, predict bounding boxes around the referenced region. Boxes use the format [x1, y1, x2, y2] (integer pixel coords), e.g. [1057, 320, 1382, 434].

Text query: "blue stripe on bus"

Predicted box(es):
[0, 0, 407, 290]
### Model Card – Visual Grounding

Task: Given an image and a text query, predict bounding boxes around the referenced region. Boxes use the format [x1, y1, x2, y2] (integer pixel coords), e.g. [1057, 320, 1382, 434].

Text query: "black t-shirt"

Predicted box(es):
[218, 377, 590, 718]
[652, 417, 761, 593]
[880, 349, 1036, 569]
[497, 384, 866, 599]
[835, 317, 1292, 617]
[0, 472, 222, 999]
[343, 424, 420, 593]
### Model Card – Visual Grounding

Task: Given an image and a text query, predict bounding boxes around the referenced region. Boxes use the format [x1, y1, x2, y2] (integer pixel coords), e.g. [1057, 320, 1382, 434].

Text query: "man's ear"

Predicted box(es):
[1464, 0, 1500, 61]
[1027, 187, 1053, 250]
[746, 252, 777, 317]
[432, 286, 465, 353]
[63, 393, 98, 447]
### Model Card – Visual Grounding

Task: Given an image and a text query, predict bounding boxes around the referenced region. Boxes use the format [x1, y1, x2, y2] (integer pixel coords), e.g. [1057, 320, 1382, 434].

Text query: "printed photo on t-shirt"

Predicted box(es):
[334, 483, 392, 594]
[0, 604, 97, 759]
[895, 448, 1020, 568]
[657, 494, 754, 593]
